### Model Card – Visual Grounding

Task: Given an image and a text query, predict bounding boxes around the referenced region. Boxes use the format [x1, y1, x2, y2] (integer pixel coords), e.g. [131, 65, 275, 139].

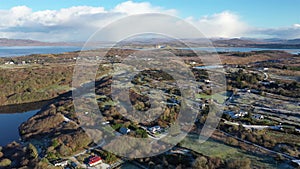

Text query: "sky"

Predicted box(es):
[0, 0, 300, 41]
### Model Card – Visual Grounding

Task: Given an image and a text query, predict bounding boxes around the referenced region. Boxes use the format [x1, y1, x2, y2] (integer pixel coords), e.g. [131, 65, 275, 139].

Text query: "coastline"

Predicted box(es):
[0, 99, 53, 114]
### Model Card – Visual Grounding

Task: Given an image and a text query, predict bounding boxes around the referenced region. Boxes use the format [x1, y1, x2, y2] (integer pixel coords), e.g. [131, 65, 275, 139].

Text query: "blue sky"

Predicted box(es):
[1, 0, 299, 27]
[0, 0, 299, 41]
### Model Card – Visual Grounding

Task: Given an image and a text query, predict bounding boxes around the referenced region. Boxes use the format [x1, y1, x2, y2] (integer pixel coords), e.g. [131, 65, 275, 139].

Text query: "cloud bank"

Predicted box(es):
[0, 1, 299, 41]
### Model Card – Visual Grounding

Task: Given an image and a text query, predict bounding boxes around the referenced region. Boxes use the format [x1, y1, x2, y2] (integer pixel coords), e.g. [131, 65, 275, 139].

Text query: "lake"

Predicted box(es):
[179, 47, 300, 54]
[0, 110, 39, 146]
[0, 46, 299, 58]
[0, 46, 85, 57]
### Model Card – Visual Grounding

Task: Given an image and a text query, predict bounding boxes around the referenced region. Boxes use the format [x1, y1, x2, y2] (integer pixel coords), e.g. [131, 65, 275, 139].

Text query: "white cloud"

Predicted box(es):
[0, 6, 32, 27]
[0, 1, 299, 42]
[293, 24, 300, 28]
[0, 1, 178, 41]
[185, 11, 249, 38]
[112, 1, 177, 15]
[30, 6, 107, 26]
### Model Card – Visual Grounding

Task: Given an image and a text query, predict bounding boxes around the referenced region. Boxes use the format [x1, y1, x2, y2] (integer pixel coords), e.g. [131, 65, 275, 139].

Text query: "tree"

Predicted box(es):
[0, 158, 11, 167]
[226, 158, 251, 169]
[136, 129, 148, 138]
[58, 144, 71, 156]
[226, 137, 239, 146]
[193, 156, 208, 169]
[105, 152, 117, 164]
[28, 143, 38, 159]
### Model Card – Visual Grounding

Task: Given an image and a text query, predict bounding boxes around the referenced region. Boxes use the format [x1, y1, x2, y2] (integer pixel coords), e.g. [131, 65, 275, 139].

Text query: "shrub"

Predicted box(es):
[136, 129, 148, 138]
[193, 156, 208, 169]
[28, 143, 38, 159]
[226, 137, 239, 146]
[52, 139, 60, 148]
[226, 158, 251, 169]
[0, 158, 11, 167]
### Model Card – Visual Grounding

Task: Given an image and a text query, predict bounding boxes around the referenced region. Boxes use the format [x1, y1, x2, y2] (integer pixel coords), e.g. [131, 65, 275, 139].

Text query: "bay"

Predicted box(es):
[0, 110, 39, 146]
[0, 46, 84, 57]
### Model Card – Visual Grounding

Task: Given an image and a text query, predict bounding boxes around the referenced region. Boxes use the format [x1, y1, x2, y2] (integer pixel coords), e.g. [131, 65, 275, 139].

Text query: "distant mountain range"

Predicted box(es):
[1, 38, 300, 48]
[213, 38, 300, 44]
[0, 38, 80, 47]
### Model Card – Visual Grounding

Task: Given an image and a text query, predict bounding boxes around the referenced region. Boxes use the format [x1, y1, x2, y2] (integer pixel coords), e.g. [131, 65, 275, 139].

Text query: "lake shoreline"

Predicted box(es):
[0, 99, 53, 114]
[0, 109, 40, 146]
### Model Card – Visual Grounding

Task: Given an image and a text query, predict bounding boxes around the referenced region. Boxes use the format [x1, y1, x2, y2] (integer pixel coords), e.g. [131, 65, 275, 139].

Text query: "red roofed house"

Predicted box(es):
[88, 155, 102, 167]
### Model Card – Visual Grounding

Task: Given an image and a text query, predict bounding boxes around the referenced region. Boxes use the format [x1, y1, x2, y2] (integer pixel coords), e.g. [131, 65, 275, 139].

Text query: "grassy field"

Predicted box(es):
[265, 131, 300, 146]
[180, 134, 280, 169]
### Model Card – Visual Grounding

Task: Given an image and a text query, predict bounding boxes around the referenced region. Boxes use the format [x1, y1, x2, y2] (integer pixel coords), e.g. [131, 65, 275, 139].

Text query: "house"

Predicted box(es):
[270, 125, 283, 131]
[102, 121, 110, 125]
[250, 89, 260, 94]
[224, 111, 248, 119]
[240, 88, 249, 92]
[252, 114, 264, 120]
[204, 79, 211, 84]
[260, 81, 275, 86]
[88, 155, 102, 167]
[52, 159, 68, 167]
[148, 126, 161, 134]
[156, 44, 165, 49]
[70, 161, 77, 168]
[119, 127, 130, 135]
[260, 81, 270, 85]
[236, 111, 248, 118]
[224, 111, 238, 119]
[291, 160, 300, 167]
[5, 61, 15, 65]
[168, 98, 180, 104]
[200, 103, 206, 110]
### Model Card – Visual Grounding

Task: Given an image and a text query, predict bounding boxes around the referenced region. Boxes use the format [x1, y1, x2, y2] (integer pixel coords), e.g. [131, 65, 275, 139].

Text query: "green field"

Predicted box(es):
[180, 134, 281, 169]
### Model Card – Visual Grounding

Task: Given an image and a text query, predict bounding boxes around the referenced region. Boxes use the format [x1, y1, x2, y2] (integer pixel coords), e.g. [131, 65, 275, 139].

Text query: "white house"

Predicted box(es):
[224, 111, 248, 119]
[53, 159, 68, 167]
[5, 61, 15, 65]
[236, 111, 248, 118]
[260, 81, 270, 85]
[292, 160, 300, 167]
[204, 79, 211, 84]
[148, 126, 161, 134]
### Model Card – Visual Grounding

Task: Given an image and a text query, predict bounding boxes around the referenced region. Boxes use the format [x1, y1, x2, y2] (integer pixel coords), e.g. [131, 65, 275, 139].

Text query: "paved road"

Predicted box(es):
[108, 159, 125, 169]
[223, 120, 281, 130]
[258, 70, 269, 81]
